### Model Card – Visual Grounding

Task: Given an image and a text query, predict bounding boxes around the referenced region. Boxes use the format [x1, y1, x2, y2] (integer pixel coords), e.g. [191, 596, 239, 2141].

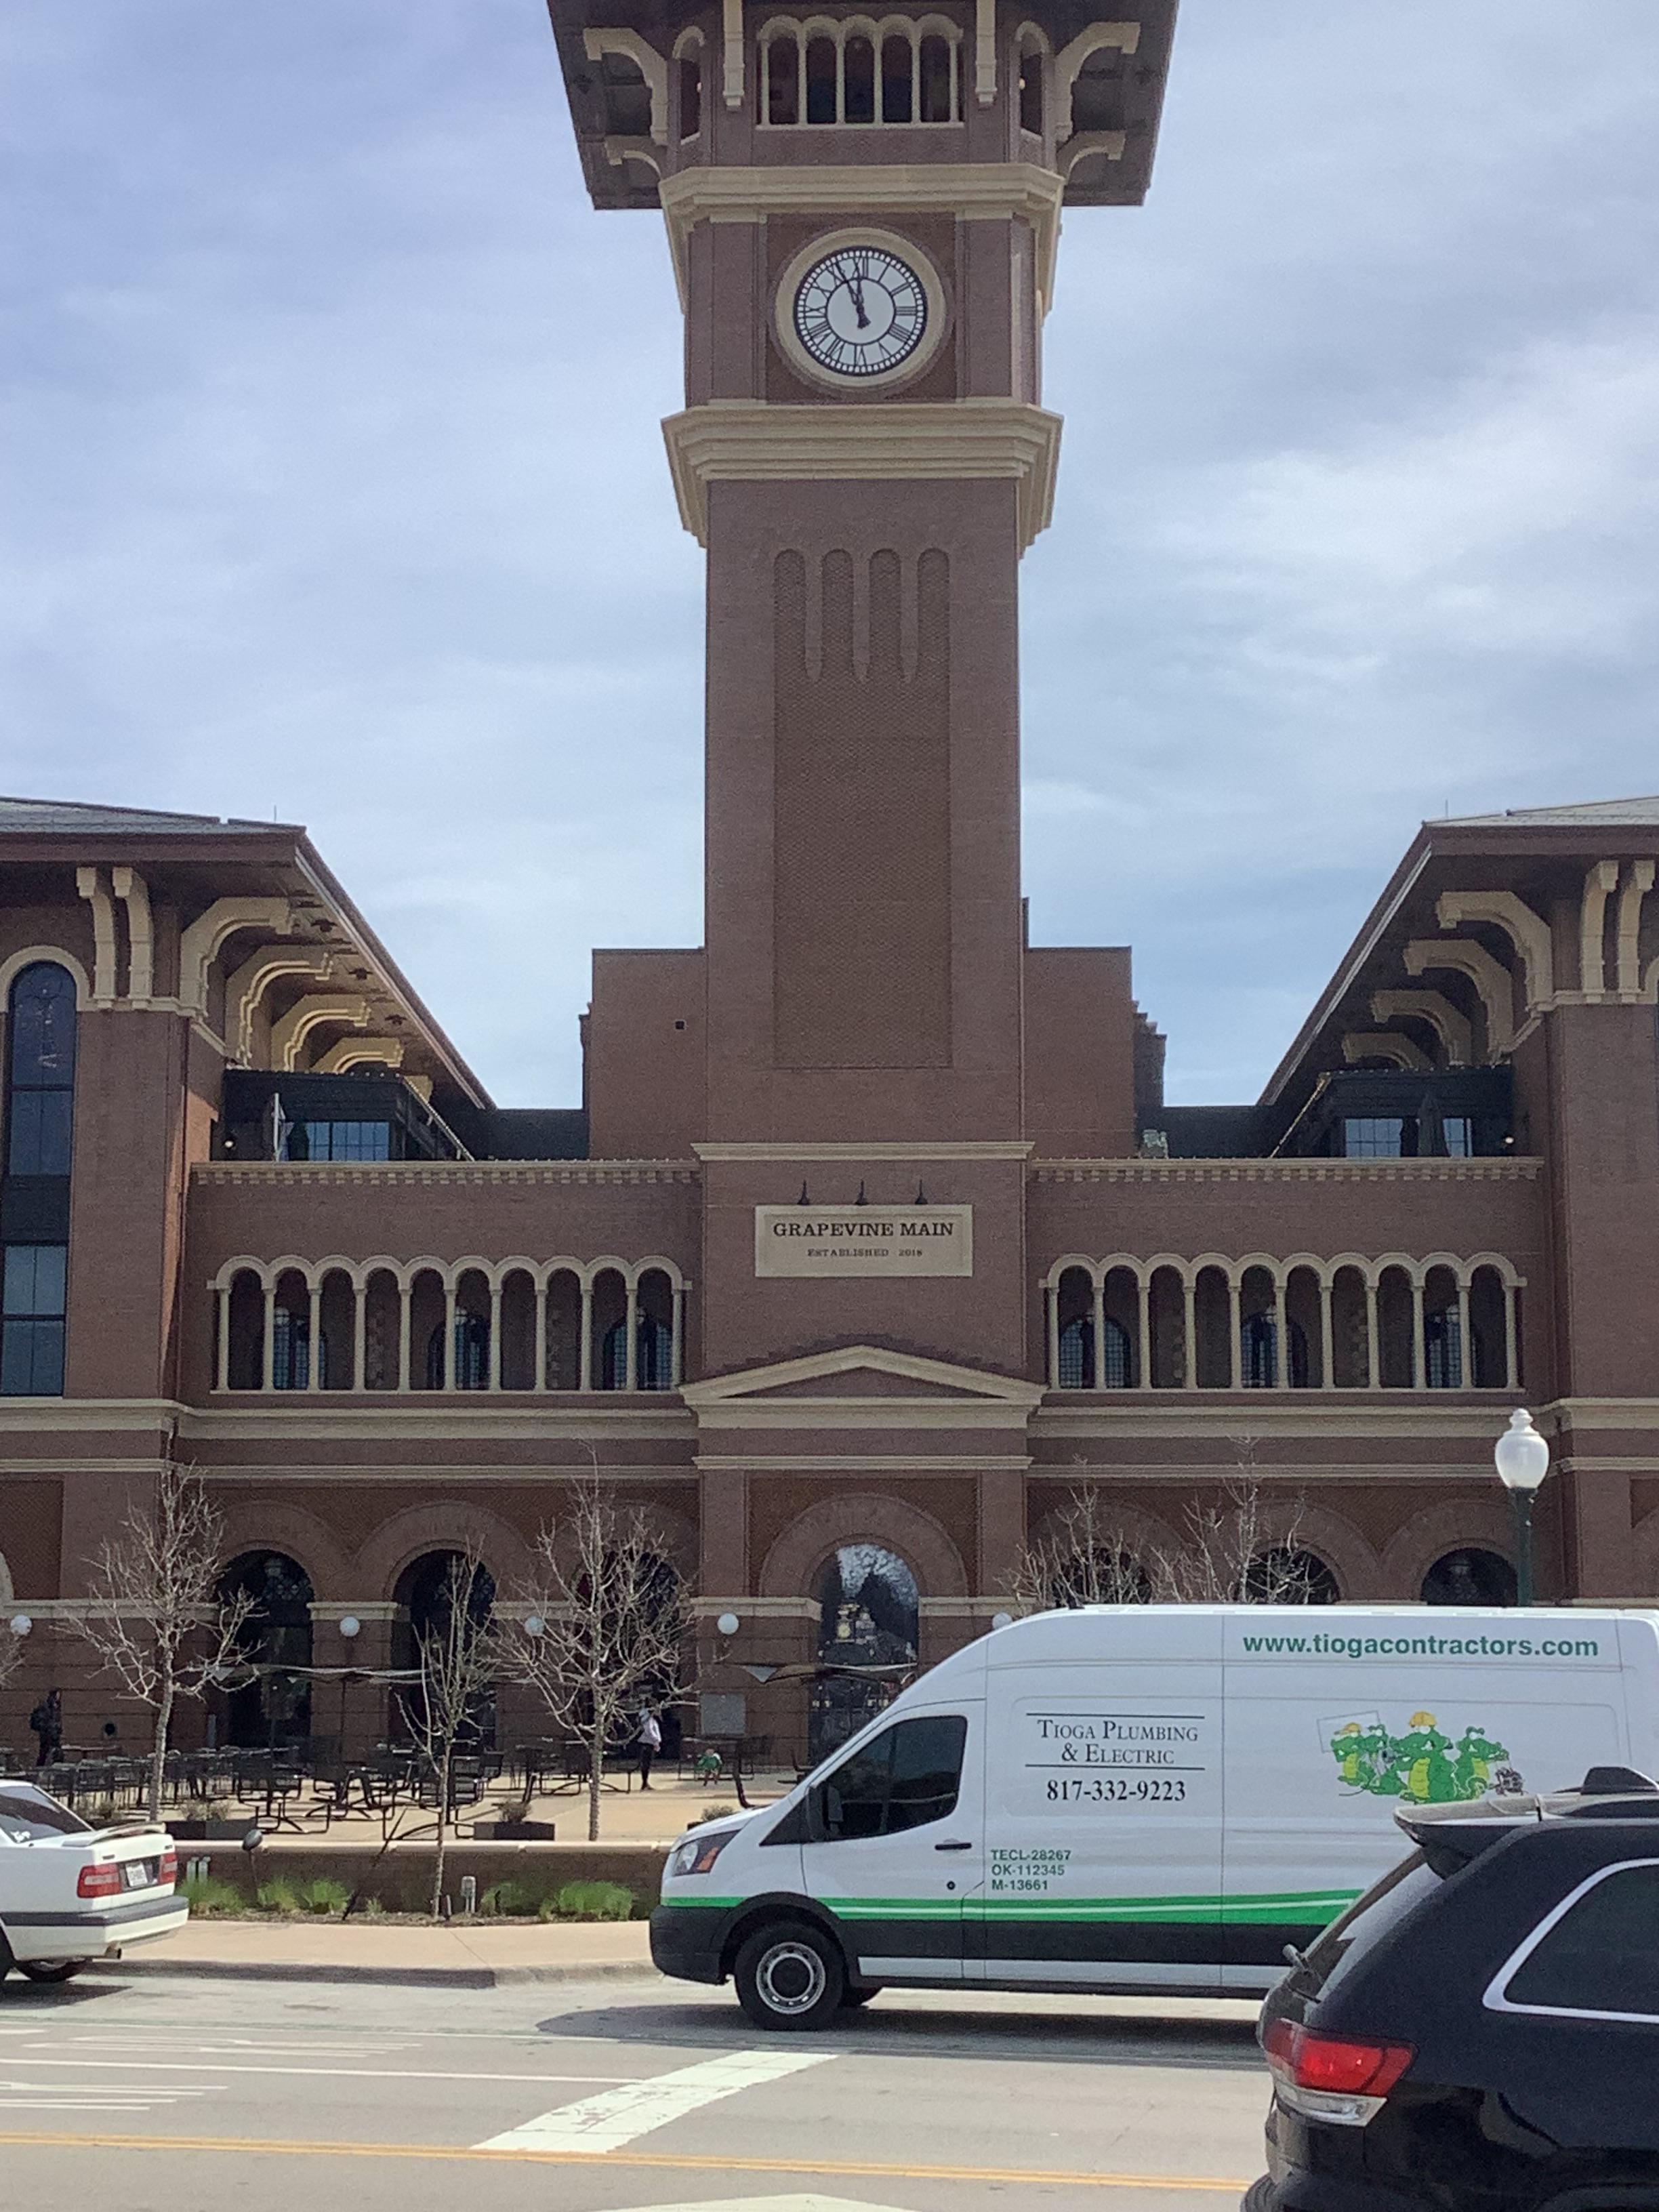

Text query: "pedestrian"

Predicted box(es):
[29, 1687, 62, 1768]
[636, 1704, 661, 1791]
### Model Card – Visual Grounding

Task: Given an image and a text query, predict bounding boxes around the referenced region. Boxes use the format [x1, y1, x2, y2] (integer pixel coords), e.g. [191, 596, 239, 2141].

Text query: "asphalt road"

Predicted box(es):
[0, 1971, 1269, 2211]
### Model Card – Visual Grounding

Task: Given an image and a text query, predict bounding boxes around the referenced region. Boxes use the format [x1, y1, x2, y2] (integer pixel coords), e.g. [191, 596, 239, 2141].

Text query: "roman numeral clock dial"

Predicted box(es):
[787, 243, 934, 383]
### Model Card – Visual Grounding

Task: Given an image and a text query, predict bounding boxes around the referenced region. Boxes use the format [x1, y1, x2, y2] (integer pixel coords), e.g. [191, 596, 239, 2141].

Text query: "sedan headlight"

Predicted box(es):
[668, 1827, 735, 1879]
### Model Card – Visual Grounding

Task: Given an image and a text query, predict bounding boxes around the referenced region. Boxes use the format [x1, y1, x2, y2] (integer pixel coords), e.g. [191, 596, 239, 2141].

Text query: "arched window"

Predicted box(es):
[1245, 1547, 1341, 1603]
[601, 1311, 673, 1390]
[765, 30, 800, 123]
[918, 32, 955, 120]
[1018, 37, 1044, 134]
[811, 1542, 918, 1761]
[843, 32, 875, 120]
[272, 1303, 314, 1391]
[391, 1549, 498, 1747]
[1058, 1313, 1132, 1389]
[1422, 1547, 1516, 1607]
[1, 962, 77, 1398]
[218, 1551, 315, 1748]
[678, 46, 702, 136]
[880, 30, 913, 119]
[805, 34, 838, 121]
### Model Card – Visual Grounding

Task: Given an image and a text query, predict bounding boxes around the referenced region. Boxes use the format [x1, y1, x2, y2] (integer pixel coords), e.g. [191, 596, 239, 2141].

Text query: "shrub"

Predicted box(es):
[688, 1803, 739, 1828]
[255, 1877, 304, 1915]
[541, 1880, 634, 1923]
[482, 1879, 539, 1917]
[181, 1873, 244, 1917]
[298, 1877, 351, 1916]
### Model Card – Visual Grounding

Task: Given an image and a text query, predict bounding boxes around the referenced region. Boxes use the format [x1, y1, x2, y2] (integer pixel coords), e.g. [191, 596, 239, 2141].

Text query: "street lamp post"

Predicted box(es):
[1494, 1408, 1551, 1607]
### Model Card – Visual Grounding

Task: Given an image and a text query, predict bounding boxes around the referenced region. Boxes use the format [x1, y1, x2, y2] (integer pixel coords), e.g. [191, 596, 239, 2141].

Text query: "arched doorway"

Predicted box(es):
[1245, 1547, 1342, 1603]
[218, 1551, 315, 1748]
[390, 1550, 498, 1748]
[809, 1543, 918, 1763]
[1421, 1547, 1516, 1606]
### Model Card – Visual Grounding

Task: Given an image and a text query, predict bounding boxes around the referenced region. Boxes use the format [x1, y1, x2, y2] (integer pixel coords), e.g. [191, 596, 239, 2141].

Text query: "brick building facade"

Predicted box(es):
[3, 0, 1657, 1765]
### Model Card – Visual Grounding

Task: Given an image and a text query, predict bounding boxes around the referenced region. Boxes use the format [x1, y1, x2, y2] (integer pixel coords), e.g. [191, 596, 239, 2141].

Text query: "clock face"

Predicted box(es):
[792, 244, 930, 380]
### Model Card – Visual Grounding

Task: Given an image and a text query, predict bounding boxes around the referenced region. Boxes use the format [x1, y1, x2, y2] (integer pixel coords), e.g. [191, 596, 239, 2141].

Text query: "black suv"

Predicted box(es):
[1247, 1767, 1659, 2212]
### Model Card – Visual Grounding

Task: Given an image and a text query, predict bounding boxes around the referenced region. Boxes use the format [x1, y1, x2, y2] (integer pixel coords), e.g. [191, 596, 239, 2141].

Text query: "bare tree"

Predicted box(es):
[72, 1464, 253, 1819]
[0, 1619, 22, 1696]
[1008, 1448, 1324, 1615]
[401, 1540, 502, 1919]
[513, 1475, 689, 1841]
[1004, 1486, 1153, 1614]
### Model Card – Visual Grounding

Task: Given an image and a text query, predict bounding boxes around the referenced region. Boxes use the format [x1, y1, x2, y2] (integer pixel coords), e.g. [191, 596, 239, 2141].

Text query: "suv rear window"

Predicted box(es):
[1502, 1861, 1659, 2020]
[1299, 1851, 1443, 1997]
[0, 1789, 92, 1843]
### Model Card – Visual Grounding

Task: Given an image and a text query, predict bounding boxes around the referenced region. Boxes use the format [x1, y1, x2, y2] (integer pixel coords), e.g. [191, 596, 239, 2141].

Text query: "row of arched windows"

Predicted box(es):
[217, 1263, 682, 1393]
[757, 18, 962, 125]
[1048, 1258, 1520, 1391]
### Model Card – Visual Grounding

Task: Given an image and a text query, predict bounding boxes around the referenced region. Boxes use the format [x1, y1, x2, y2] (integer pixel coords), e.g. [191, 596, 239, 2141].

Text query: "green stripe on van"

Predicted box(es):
[658, 1889, 1362, 1925]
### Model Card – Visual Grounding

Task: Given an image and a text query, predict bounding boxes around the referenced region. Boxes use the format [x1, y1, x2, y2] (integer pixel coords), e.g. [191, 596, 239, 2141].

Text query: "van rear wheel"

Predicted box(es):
[733, 1921, 844, 2031]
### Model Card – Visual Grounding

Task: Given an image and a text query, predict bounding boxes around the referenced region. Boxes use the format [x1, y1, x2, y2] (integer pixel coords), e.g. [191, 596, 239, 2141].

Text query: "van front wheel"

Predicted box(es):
[734, 1921, 845, 2031]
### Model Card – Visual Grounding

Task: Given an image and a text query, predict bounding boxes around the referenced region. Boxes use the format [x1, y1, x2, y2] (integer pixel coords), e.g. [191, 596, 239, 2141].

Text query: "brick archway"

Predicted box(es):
[1380, 1496, 1517, 1599]
[1630, 1504, 1659, 1600]
[758, 1492, 969, 1600]
[216, 1501, 354, 1603]
[354, 1502, 537, 1602]
[1282, 1505, 1383, 1602]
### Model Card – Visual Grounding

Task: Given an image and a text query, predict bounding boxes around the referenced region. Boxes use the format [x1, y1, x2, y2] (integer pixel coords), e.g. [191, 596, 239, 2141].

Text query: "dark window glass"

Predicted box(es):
[7, 964, 77, 1088]
[843, 34, 874, 120]
[600, 1311, 672, 1391]
[289, 1120, 391, 1163]
[0, 1787, 91, 1842]
[7, 1088, 73, 1176]
[1301, 1851, 1443, 1997]
[428, 1313, 489, 1389]
[918, 33, 954, 120]
[272, 1307, 312, 1391]
[1507, 1864, 1659, 2018]
[1422, 1547, 1516, 1606]
[813, 1715, 966, 1841]
[1443, 1116, 1474, 1158]
[1019, 47, 1044, 133]
[1059, 1314, 1131, 1389]
[1425, 1307, 1462, 1388]
[1344, 1117, 1404, 1159]
[766, 33, 798, 123]
[678, 50, 701, 136]
[880, 33, 912, 120]
[805, 35, 837, 121]
[1, 1244, 68, 1395]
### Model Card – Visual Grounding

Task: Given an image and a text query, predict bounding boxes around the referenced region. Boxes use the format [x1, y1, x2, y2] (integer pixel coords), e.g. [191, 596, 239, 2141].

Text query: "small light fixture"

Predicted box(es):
[9, 1614, 33, 1637]
[524, 1614, 547, 1637]
[1494, 1408, 1551, 1609]
[798, 1182, 811, 1205]
[990, 1612, 1014, 1632]
[914, 1183, 928, 1206]
[716, 1612, 741, 1637]
[338, 1614, 361, 1640]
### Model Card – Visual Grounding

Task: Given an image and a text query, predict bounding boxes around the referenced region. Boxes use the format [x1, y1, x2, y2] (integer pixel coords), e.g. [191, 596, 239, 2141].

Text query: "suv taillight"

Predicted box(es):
[77, 1862, 123, 1900]
[1263, 2018, 1414, 2126]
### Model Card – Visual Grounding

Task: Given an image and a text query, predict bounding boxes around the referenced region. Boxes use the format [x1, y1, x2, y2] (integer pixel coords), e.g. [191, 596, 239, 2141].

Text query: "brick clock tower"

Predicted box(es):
[549, 1, 1179, 1408]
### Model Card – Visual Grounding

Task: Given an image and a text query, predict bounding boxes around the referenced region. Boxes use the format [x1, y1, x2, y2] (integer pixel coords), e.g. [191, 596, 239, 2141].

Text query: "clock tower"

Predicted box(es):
[548, 0, 1179, 1377]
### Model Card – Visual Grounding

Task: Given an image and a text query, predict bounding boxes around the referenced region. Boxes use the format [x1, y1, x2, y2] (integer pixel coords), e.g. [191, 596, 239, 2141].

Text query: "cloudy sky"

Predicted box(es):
[4, 1, 1657, 1107]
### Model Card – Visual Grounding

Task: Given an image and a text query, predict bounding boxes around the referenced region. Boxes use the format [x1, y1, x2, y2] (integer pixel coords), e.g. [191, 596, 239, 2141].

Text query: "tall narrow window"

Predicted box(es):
[678, 49, 701, 137]
[1, 962, 77, 1397]
[766, 33, 799, 123]
[880, 32, 913, 119]
[1019, 42, 1044, 134]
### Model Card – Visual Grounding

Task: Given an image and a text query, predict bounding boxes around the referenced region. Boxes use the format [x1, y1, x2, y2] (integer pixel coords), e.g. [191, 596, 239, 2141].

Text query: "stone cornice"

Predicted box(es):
[695, 1140, 1031, 1162]
[662, 400, 1063, 552]
[1031, 1156, 1544, 1184]
[657, 161, 1065, 312]
[192, 1160, 699, 1187]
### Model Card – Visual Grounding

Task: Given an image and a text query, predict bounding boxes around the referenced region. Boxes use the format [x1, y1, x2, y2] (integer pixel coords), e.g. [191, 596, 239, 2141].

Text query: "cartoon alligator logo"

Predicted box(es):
[1328, 1712, 1513, 1804]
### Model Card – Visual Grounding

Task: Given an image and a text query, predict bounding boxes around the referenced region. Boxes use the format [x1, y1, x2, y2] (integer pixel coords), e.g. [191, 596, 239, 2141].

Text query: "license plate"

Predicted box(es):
[122, 1859, 157, 1891]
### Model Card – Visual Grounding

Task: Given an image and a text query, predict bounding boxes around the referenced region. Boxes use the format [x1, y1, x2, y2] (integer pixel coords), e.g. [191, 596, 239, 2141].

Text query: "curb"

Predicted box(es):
[89, 1957, 660, 1990]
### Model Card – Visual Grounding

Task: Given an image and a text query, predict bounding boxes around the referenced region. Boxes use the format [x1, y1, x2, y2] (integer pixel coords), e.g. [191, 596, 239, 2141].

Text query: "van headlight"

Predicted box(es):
[669, 1828, 735, 1879]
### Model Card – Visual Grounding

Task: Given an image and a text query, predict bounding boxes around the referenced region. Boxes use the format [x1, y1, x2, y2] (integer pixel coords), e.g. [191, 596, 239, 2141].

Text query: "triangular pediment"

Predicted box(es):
[682, 1343, 1042, 1410]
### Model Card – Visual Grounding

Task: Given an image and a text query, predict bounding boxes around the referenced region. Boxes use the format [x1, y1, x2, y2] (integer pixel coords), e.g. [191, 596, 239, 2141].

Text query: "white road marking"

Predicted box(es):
[630, 2200, 914, 2211]
[0, 2056, 632, 2087]
[476, 2049, 835, 2154]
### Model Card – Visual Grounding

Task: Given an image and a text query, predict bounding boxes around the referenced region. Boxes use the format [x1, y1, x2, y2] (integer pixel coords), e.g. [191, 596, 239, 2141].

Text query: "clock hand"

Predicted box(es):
[849, 274, 869, 329]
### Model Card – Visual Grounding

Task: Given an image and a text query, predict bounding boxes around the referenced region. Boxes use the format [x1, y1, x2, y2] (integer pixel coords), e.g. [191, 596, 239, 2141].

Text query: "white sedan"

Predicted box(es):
[0, 1780, 186, 1984]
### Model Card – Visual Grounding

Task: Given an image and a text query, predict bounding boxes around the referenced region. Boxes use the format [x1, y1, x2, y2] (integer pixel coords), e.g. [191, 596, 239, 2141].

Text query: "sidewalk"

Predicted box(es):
[96, 1916, 657, 1988]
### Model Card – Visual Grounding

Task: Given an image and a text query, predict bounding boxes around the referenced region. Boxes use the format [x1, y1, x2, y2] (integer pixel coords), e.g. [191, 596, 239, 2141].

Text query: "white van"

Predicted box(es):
[651, 1605, 1659, 2028]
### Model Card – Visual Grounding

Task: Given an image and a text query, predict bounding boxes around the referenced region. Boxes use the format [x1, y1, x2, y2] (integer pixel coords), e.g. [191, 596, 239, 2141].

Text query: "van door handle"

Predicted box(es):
[934, 1839, 973, 1851]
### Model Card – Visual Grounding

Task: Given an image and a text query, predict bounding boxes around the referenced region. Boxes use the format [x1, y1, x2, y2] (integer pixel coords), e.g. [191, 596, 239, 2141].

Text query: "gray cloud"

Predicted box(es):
[3, 0, 1656, 1105]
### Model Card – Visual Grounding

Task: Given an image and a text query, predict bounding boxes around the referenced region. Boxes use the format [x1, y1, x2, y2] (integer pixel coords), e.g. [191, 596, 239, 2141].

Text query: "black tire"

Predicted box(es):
[17, 1961, 86, 1985]
[840, 1986, 878, 2009]
[1240, 2180, 1279, 2212]
[733, 1920, 846, 2031]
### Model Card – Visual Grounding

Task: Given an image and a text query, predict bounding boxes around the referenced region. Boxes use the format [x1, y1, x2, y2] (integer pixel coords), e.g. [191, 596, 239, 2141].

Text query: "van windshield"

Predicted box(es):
[1298, 1850, 1443, 1998]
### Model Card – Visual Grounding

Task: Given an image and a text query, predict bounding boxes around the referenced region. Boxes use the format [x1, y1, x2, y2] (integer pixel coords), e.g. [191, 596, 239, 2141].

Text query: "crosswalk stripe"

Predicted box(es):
[475, 2049, 835, 2154]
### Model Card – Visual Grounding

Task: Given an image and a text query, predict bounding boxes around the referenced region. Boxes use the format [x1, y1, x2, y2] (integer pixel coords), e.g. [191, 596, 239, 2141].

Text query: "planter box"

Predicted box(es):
[472, 1820, 557, 1841]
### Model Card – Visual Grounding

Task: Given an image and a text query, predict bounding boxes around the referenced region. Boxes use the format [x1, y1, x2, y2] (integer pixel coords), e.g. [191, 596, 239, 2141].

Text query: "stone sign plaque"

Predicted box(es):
[754, 1204, 973, 1279]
